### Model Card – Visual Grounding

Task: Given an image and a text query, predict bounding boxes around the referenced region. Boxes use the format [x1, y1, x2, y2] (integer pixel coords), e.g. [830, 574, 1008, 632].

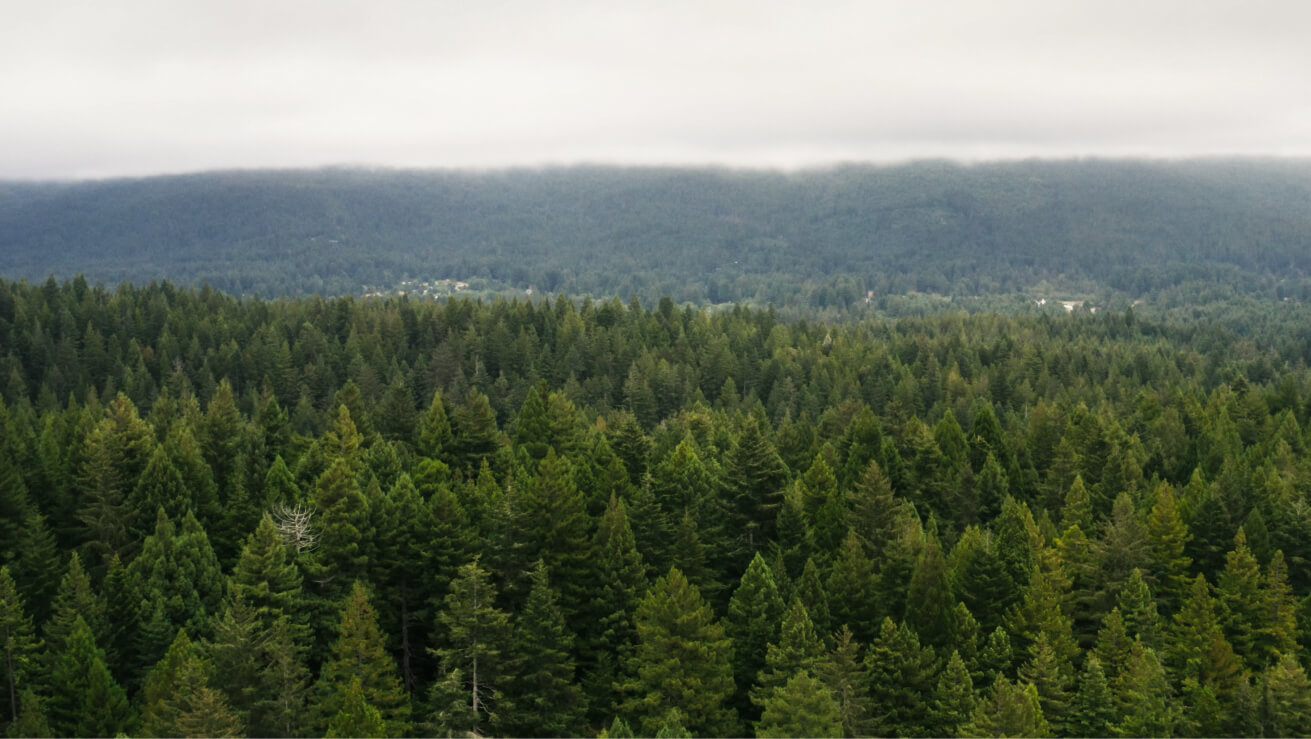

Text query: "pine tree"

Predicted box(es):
[431, 559, 511, 737]
[1145, 480, 1192, 614]
[1256, 549, 1299, 668]
[1263, 652, 1311, 737]
[307, 453, 373, 629]
[1218, 528, 1265, 669]
[325, 676, 386, 738]
[753, 597, 825, 703]
[1017, 631, 1072, 734]
[1067, 654, 1115, 738]
[585, 493, 648, 723]
[511, 449, 590, 619]
[140, 628, 244, 738]
[128, 444, 191, 541]
[794, 557, 832, 640]
[826, 529, 879, 644]
[619, 567, 738, 737]
[815, 625, 871, 738]
[8, 688, 51, 739]
[316, 581, 410, 737]
[0, 568, 40, 727]
[370, 472, 441, 691]
[721, 416, 788, 564]
[451, 389, 504, 473]
[40, 553, 105, 669]
[864, 618, 937, 737]
[931, 650, 976, 738]
[46, 616, 132, 738]
[496, 560, 586, 737]
[725, 552, 785, 723]
[844, 459, 907, 563]
[229, 512, 304, 632]
[253, 616, 312, 738]
[963, 676, 1049, 738]
[755, 670, 842, 739]
[129, 509, 226, 667]
[904, 532, 953, 650]
[1112, 641, 1176, 737]
[1116, 567, 1163, 648]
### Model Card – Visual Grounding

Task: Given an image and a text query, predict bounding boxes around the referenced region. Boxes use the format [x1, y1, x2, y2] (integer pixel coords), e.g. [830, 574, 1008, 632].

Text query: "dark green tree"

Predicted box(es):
[315, 581, 410, 737]
[431, 559, 511, 738]
[725, 552, 785, 722]
[495, 560, 586, 737]
[46, 616, 132, 738]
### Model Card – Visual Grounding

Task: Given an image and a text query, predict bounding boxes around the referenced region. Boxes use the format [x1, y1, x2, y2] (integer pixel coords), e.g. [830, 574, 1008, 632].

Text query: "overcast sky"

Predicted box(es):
[3, 0, 1309, 179]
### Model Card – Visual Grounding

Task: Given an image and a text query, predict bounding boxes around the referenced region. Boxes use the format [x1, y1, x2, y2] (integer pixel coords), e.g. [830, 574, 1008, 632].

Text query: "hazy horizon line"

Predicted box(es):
[6, 152, 1311, 184]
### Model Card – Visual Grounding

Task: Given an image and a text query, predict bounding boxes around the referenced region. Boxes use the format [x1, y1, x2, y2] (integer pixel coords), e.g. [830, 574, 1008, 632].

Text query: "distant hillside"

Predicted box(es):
[2, 159, 1310, 305]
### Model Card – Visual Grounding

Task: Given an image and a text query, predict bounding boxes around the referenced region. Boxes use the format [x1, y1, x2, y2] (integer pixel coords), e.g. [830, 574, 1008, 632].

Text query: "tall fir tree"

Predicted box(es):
[495, 560, 586, 738]
[430, 559, 511, 738]
[725, 552, 785, 723]
[46, 616, 132, 738]
[316, 581, 410, 737]
[0, 567, 40, 727]
[619, 567, 738, 737]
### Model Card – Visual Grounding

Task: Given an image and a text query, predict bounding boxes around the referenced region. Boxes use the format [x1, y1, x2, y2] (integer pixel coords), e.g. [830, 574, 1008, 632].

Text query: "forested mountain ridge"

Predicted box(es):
[3, 159, 1311, 304]
[6, 277, 1311, 735]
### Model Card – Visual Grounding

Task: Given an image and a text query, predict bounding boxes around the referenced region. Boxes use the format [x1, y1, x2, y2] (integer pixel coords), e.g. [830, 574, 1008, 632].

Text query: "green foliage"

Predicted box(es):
[619, 567, 738, 737]
[431, 559, 511, 737]
[316, 581, 410, 737]
[496, 560, 586, 738]
[755, 670, 842, 738]
[46, 616, 132, 738]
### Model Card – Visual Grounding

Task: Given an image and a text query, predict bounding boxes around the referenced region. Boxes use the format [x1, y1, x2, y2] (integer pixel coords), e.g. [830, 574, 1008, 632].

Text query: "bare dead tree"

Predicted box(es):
[270, 503, 318, 554]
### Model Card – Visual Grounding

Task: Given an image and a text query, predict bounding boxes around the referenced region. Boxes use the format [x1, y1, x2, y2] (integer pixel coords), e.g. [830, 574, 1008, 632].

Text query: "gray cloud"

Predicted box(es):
[3, 0, 1310, 178]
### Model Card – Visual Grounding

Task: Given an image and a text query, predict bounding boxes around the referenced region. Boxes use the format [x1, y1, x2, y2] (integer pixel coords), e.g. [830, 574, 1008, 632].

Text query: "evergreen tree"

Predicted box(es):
[755, 670, 842, 739]
[1218, 527, 1265, 667]
[0, 568, 39, 727]
[963, 676, 1050, 738]
[451, 389, 503, 473]
[1116, 567, 1163, 648]
[904, 532, 953, 650]
[619, 567, 738, 737]
[140, 628, 244, 738]
[325, 676, 387, 738]
[844, 459, 906, 562]
[512, 449, 590, 619]
[725, 552, 785, 723]
[431, 559, 511, 737]
[793, 557, 832, 641]
[863, 618, 936, 737]
[1112, 641, 1176, 737]
[1017, 631, 1072, 734]
[496, 560, 586, 738]
[316, 581, 410, 737]
[1256, 549, 1299, 668]
[1145, 480, 1192, 614]
[8, 688, 51, 739]
[815, 625, 871, 738]
[40, 553, 104, 670]
[129, 509, 226, 666]
[1263, 652, 1311, 737]
[1067, 654, 1115, 738]
[585, 493, 648, 722]
[128, 444, 190, 541]
[416, 389, 454, 462]
[931, 650, 976, 738]
[721, 416, 788, 563]
[46, 616, 131, 738]
[754, 597, 825, 702]
[825, 529, 880, 645]
[229, 512, 304, 633]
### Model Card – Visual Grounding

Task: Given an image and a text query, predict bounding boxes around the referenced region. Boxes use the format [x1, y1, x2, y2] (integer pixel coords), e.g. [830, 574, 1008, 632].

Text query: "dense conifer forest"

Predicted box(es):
[5, 274, 1311, 736]
[4, 160, 1311, 305]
